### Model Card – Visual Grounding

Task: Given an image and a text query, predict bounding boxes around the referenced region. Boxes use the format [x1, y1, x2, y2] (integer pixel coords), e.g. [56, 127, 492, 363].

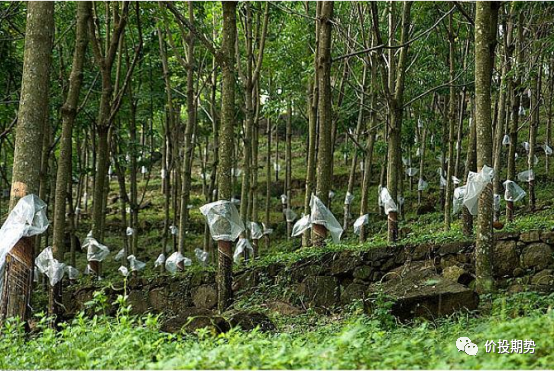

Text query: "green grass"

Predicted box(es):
[3, 291, 554, 369]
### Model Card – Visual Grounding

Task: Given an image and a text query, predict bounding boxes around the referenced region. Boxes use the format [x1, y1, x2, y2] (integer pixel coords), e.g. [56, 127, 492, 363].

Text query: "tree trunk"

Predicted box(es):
[474, 1, 497, 294]
[217, 1, 238, 312]
[50, 1, 91, 318]
[313, 1, 334, 247]
[2, 1, 54, 323]
[506, 10, 523, 222]
[178, 2, 196, 255]
[444, 13, 457, 230]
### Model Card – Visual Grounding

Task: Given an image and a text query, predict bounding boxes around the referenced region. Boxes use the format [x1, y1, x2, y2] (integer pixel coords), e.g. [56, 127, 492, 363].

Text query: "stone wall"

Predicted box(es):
[64, 230, 554, 323]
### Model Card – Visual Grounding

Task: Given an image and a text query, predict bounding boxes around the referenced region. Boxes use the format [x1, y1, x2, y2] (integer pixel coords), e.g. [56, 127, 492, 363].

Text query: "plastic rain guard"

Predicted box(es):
[291, 214, 311, 237]
[82, 232, 110, 262]
[115, 248, 125, 261]
[453, 186, 466, 215]
[35, 247, 66, 286]
[165, 252, 191, 273]
[353, 214, 369, 235]
[462, 165, 494, 216]
[199, 200, 245, 241]
[195, 248, 209, 264]
[418, 178, 428, 191]
[234, 238, 254, 263]
[128, 255, 146, 271]
[309, 195, 343, 243]
[344, 192, 354, 205]
[0, 195, 49, 294]
[379, 187, 398, 215]
[503, 180, 526, 202]
[155, 253, 166, 267]
[248, 222, 263, 240]
[284, 208, 297, 222]
[518, 169, 535, 182]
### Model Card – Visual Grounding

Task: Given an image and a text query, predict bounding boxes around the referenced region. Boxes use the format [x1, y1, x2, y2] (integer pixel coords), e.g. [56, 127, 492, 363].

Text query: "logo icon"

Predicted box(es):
[456, 337, 478, 355]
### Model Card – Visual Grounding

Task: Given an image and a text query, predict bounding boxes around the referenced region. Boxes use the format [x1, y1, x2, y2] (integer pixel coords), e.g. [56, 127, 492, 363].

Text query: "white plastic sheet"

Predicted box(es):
[453, 186, 466, 215]
[262, 223, 273, 236]
[128, 255, 145, 272]
[379, 187, 398, 215]
[126, 227, 134, 236]
[273, 163, 281, 172]
[195, 248, 209, 265]
[519, 105, 526, 117]
[284, 208, 297, 222]
[353, 214, 369, 236]
[402, 157, 411, 166]
[0, 194, 49, 293]
[440, 175, 447, 189]
[328, 190, 335, 200]
[200, 200, 245, 241]
[405, 167, 418, 177]
[231, 197, 241, 206]
[518, 169, 535, 182]
[35, 247, 66, 286]
[141, 166, 148, 174]
[344, 192, 354, 205]
[503, 180, 526, 202]
[463, 165, 495, 216]
[234, 238, 254, 263]
[418, 118, 423, 128]
[280, 194, 288, 205]
[65, 265, 80, 280]
[452, 176, 461, 185]
[169, 225, 178, 235]
[309, 195, 343, 243]
[523, 141, 530, 152]
[35, 246, 54, 274]
[155, 253, 166, 268]
[544, 144, 553, 156]
[248, 222, 263, 240]
[231, 168, 242, 177]
[82, 232, 110, 262]
[291, 214, 311, 237]
[119, 266, 129, 277]
[502, 135, 511, 146]
[417, 178, 428, 191]
[165, 251, 191, 273]
[115, 248, 125, 261]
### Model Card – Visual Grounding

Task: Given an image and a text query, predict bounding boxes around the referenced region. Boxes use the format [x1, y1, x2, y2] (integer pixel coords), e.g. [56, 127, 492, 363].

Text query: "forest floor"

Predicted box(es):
[3, 136, 554, 369]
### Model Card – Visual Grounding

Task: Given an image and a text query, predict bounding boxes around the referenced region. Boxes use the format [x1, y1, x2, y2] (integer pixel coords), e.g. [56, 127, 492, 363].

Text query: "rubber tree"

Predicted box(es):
[312, 1, 334, 247]
[50, 1, 91, 318]
[88, 3, 130, 274]
[474, 1, 499, 294]
[302, 2, 320, 247]
[506, 9, 523, 222]
[370, 1, 413, 243]
[1, 1, 54, 323]
[217, 1, 238, 311]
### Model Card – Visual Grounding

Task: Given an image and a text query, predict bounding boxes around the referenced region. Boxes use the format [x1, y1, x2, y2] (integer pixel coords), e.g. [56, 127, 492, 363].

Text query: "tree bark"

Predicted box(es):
[313, 1, 334, 247]
[474, 1, 497, 294]
[2, 1, 54, 323]
[50, 1, 91, 318]
[217, 1, 238, 311]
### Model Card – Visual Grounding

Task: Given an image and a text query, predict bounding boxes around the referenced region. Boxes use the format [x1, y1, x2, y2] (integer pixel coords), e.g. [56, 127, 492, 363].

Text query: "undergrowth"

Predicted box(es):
[2, 291, 554, 369]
